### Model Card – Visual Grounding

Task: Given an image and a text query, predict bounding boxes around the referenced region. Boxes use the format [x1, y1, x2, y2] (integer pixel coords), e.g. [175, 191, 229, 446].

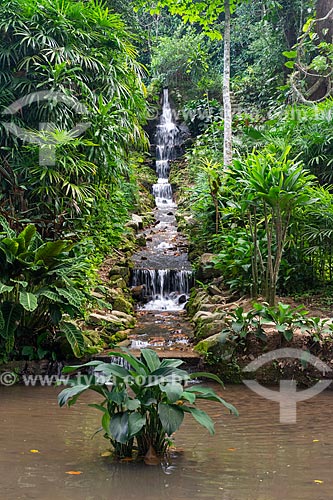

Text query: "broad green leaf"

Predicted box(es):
[128, 412, 146, 438]
[109, 412, 129, 444]
[19, 291, 38, 312]
[158, 403, 184, 436]
[182, 406, 215, 435]
[60, 321, 85, 357]
[141, 348, 161, 372]
[189, 372, 225, 386]
[107, 350, 148, 376]
[0, 282, 14, 294]
[102, 411, 111, 436]
[160, 358, 184, 368]
[16, 224, 36, 253]
[37, 289, 62, 302]
[182, 391, 196, 404]
[58, 384, 90, 407]
[35, 240, 71, 265]
[62, 360, 104, 374]
[160, 382, 184, 403]
[93, 362, 131, 380]
[126, 399, 141, 411]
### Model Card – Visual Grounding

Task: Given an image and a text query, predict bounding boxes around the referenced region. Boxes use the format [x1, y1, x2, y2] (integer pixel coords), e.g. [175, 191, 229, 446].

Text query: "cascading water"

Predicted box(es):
[131, 88, 193, 311]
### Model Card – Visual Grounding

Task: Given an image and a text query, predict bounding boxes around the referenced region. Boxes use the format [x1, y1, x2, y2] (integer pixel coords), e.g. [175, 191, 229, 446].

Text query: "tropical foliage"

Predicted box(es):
[58, 348, 238, 459]
[0, 217, 105, 363]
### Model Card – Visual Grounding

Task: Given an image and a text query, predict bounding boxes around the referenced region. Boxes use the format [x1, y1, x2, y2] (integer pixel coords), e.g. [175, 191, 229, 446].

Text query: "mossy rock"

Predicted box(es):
[113, 296, 134, 314]
[109, 275, 127, 289]
[195, 320, 226, 340]
[108, 329, 130, 344]
[109, 265, 131, 281]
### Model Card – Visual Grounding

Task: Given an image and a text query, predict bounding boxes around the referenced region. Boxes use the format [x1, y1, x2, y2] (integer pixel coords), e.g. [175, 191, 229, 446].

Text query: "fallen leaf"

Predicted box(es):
[227, 448, 237, 452]
[312, 439, 319, 443]
[65, 471, 82, 475]
[29, 449, 40, 453]
[120, 457, 134, 462]
[100, 451, 112, 457]
[313, 480, 323, 484]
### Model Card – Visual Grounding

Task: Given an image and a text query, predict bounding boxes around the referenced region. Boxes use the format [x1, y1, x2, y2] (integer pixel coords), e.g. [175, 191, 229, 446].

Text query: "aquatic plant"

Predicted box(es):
[58, 348, 238, 461]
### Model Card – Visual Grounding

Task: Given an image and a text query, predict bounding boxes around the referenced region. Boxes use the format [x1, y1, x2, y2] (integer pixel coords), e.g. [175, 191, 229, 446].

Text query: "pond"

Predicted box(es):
[0, 384, 332, 500]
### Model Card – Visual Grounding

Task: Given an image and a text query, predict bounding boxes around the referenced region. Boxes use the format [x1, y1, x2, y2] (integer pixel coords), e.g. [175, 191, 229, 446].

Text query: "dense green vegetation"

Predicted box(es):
[0, 0, 333, 360]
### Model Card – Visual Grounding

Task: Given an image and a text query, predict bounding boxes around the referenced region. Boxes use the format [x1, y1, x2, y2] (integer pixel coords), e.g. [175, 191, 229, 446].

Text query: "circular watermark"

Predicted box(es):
[0, 371, 17, 386]
[243, 348, 332, 424]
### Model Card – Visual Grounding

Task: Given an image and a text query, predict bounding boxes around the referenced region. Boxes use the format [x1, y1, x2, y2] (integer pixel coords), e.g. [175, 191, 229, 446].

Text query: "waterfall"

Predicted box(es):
[131, 88, 193, 311]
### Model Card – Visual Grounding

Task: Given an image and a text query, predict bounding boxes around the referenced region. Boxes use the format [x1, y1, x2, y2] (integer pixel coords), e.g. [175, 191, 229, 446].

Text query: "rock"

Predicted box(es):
[131, 284, 147, 300]
[194, 333, 235, 359]
[108, 329, 132, 345]
[192, 311, 225, 324]
[207, 285, 223, 296]
[117, 339, 131, 348]
[136, 235, 147, 247]
[194, 333, 223, 354]
[88, 311, 135, 331]
[178, 294, 187, 305]
[108, 276, 127, 289]
[196, 320, 227, 340]
[196, 253, 220, 282]
[109, 266, 131, 281]
[200, 303, 226, 312]
[125, 214, 143, 231]
[192, 310, 215, 323]
[113, 296, 134, 314]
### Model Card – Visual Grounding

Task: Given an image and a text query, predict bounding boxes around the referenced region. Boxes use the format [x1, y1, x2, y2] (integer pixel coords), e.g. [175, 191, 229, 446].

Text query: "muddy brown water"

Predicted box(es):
[0, 384, 332, 500]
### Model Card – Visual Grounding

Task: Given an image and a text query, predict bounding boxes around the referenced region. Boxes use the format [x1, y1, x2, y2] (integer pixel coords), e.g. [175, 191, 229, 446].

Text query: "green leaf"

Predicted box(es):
[17, 224, 36, 253]
[128, 412, 146, 438]
[282, 50, 297, 59]
[58, 384, 90, 407]
[56, 287, 84, 308]
[60, 321, 85, 357]
[160, 382, 184, 403]
[158, 403, 184, 436]
[37, 289, 62, 302]
[102, 412, 111, 436]
[93, 362, 131, 380]
[107, 350, 148, 376]
[62, 360, 103, 374]
[141, 348, 161, 372]
[182, 406, 215, 435]
[19, 291, 38, 312]
[189, 372, 225, 386]
[160, 358, 184, 368]
[35, 240, 71, 266]
[182, 391, 196, 404]
[285, 61, 295, 69]
[126, 399, 141, 411]
[0, 282, 14, 294]
[109, 412, 129, 444]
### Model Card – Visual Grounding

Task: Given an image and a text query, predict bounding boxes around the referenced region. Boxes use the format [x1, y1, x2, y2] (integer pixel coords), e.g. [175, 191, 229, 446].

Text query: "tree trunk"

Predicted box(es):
[316, 0, 333, 43]
[223, 0, 232, 168]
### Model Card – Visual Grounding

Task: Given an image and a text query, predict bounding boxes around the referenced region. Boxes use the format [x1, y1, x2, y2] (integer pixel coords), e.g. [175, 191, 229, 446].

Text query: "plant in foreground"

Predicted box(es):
[58, 348, 238, 460]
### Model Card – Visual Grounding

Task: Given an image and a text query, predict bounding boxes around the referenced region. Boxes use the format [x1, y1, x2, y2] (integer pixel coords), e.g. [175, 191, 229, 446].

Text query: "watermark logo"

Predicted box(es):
[243, 348, 332, 424]
[2, 91, 91, 165]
